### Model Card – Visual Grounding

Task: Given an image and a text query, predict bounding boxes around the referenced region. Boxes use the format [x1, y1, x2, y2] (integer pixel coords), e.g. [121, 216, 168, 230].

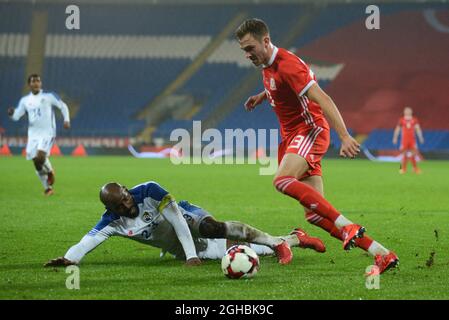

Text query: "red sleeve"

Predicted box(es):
[397, 118, 403, 127]
[413, 117, 420, 126]
[282, 58, 316, 97]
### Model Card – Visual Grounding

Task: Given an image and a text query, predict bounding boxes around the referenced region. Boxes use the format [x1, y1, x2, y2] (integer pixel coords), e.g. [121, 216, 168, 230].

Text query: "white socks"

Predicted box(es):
[367, 241, 390, 256]
[334, 215, 353, 229]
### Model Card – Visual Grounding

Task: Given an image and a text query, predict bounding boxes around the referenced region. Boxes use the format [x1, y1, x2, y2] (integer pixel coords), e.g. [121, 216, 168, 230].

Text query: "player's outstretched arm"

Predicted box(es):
[415, 124, 425, 144]
[159, 196, 201, 266]
[392, 125, 401, 144]
[49, 93, 71, 129]
[44, 228, 112, 267]
[306, 83, 360, 158]
[8, 100, 26, 121]
[244, 91, 266, 111]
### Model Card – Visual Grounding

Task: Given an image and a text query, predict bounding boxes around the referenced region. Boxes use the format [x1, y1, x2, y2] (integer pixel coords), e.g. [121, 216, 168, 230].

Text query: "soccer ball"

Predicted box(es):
[221, 244, 260, 279]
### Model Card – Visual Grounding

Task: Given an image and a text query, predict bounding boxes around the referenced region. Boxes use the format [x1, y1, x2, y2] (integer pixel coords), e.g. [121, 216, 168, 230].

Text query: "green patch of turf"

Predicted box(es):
[1, 156, 448, 299]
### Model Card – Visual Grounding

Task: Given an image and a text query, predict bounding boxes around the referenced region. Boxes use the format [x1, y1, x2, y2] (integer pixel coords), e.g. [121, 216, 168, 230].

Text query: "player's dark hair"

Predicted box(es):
[27, 74, 40, 84]
[235, 18, 270, 41]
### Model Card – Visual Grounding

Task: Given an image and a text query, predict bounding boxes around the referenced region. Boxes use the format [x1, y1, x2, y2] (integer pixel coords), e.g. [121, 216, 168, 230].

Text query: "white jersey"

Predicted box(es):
[64, 181, 211, 263]
[63, 181, 276, 263]
[12, 90, 70, 139]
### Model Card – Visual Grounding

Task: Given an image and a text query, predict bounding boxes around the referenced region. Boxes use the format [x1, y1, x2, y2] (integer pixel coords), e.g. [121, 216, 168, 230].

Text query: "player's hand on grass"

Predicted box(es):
[44, 257, 76, 267]
[63, 121, 71, 129]
[7, 107, 14, 117]
[244, 92, 266, 111]
[185, 257, 202, 266]
[339, 135, 360, 158]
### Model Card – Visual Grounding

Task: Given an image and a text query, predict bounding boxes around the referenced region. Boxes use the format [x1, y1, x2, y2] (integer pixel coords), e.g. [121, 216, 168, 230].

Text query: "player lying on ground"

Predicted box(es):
[235, 18, 398, 273]
[392, 107, 424, 174]
[45, 181, 324, 267]
[7, 74, 70, 196]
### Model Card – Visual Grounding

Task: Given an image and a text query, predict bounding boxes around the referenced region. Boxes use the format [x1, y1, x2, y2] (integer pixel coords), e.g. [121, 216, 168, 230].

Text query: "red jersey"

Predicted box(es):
[398, 116, 419, 143]
[262, 46, 329, 140]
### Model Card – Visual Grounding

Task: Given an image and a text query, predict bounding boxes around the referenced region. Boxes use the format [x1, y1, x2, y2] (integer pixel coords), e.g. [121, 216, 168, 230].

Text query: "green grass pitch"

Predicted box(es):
[1, 156, 448, 299]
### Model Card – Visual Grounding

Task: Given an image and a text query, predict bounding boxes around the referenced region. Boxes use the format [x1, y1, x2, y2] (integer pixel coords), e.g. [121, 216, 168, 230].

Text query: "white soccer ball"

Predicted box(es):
[221, 244, 260, 279]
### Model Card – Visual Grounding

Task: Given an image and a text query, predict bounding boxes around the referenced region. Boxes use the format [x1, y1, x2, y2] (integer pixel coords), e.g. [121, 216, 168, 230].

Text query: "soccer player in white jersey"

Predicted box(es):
[45, 181, 325, 267]
[7, 74, 70, 196]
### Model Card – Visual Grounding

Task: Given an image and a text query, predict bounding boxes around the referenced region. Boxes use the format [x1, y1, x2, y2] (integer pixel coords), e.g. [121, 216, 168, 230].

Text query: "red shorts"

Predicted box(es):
[400, 139, 417, 151]
[278, 126, 330, 179]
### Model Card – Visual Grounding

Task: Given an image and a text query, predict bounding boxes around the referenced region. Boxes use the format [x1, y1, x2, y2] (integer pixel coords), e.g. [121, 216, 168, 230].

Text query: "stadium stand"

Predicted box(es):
[1, 2, 448, 154]
[296, 3, 449, 136]
[363, 129, 449, 153]
[0, 3, 30, 136]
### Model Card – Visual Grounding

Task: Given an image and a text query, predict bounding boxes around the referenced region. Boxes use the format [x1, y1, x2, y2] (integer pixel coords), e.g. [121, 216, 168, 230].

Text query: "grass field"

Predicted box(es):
[0, 156, 448, 300]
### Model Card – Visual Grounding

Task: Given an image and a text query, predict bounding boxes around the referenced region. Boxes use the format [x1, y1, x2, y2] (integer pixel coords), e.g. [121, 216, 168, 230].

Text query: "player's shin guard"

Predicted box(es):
[274, 176, 341, 222]
[224, 221, 283, 248]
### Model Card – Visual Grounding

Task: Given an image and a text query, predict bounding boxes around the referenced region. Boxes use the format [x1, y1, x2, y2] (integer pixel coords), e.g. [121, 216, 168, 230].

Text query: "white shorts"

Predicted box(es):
[175, 200, 275, 260]
[198, 238, 228, 260]
[26, 136, 55, 160]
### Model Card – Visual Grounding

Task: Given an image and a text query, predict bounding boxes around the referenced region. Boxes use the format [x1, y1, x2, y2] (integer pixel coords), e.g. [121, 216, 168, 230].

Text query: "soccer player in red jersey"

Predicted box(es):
[393, 107, 425, 174]
[235, 18, 398, 273]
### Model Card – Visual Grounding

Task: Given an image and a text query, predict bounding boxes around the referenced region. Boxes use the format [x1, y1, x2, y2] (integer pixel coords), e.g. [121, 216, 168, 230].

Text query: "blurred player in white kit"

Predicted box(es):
[7, 74, 70, 195]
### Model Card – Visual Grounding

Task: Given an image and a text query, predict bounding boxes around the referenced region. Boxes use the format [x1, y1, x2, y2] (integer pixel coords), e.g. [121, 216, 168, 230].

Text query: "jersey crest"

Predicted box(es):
[142, 211, 153, 223]
[270, 77, 277, 90]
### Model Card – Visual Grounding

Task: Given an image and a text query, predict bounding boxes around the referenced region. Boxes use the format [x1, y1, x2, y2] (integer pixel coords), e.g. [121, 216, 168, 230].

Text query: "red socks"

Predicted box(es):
[305, 211, 333, 231]
[355, 236, 374, 251]
[401, 156, 408, 172]
[274, 176, 341, 222]
[275, 175, 375, 253]
[306, 214, 374, 252]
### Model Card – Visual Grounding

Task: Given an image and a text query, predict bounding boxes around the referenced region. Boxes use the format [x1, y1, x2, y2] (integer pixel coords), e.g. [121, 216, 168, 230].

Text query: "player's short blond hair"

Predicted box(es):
[235, 18, 270, 41]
